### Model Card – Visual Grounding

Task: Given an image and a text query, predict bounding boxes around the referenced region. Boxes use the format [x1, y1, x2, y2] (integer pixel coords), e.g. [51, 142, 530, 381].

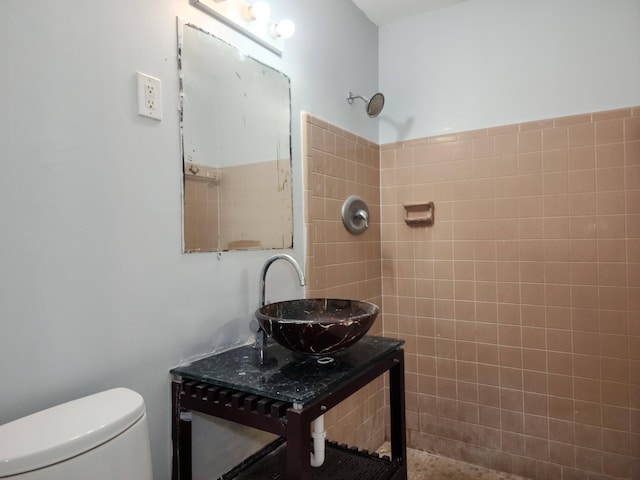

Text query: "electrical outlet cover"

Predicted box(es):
[137, 72, 162, 120]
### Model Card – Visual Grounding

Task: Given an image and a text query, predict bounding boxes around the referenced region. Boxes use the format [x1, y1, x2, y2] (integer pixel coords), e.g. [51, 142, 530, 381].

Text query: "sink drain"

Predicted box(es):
[316, 357, 334, 365]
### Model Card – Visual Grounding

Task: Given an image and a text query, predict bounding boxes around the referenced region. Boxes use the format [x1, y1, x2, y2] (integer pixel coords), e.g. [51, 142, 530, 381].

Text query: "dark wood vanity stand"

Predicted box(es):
[170, 335, 407, 480]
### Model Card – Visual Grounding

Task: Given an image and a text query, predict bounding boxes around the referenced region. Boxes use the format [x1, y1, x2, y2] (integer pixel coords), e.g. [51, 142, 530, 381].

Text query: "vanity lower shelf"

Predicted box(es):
[221, 437, 403, 480]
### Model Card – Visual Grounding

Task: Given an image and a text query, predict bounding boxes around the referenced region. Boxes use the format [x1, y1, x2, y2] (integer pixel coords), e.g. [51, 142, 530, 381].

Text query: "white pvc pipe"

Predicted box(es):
[309, 414, 326, 467]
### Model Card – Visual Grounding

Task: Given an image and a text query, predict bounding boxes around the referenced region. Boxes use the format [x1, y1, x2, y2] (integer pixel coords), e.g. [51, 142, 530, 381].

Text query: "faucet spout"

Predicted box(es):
[256, 254, 305, 350]
[259, 254, 306, 307]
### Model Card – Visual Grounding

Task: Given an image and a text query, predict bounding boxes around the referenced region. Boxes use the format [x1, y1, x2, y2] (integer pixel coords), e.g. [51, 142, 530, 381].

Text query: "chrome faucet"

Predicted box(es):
[259, 254, 306, 307]
[255, 254, 306, 349]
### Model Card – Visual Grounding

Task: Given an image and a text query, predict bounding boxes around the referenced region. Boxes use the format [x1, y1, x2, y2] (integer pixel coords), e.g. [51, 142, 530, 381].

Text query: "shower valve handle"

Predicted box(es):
[354, 209, 369, 228]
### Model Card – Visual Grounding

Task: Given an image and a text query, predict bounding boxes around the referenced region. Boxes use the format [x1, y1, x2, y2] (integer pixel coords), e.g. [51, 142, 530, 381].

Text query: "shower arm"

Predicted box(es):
[347, 92, 368, 104]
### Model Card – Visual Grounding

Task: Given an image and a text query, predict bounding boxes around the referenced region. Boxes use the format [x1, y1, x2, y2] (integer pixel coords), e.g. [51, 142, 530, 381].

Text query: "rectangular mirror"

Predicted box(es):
[178, 22, 293, 252]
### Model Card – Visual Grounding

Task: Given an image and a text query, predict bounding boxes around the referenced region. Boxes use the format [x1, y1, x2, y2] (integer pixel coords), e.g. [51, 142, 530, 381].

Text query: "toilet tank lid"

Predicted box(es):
[0, 388, 146, 477]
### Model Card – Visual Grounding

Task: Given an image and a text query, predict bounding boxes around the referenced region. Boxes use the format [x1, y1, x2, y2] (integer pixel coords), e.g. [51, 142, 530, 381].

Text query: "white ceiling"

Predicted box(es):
[351, 0, 466, 26]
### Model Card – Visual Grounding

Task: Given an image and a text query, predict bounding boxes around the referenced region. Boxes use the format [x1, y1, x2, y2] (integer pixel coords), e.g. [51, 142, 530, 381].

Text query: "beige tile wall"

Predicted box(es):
[302, 113, 385, 451]
[218, 160, 292, 251]
[183, 159, 292, 252]
[184, 176, 219, 252]
[381, 107, 640, 479]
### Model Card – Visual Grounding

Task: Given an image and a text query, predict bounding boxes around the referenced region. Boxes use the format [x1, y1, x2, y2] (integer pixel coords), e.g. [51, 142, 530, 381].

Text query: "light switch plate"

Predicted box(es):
[137, 72, 162, 120]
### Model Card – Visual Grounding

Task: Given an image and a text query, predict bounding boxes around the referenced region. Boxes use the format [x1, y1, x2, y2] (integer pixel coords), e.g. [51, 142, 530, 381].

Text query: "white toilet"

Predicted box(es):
[0, 388, 153, 479]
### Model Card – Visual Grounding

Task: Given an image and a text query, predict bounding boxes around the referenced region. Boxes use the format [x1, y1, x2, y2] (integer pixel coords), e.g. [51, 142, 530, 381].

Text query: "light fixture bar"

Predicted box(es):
[190, 0, 291, 55]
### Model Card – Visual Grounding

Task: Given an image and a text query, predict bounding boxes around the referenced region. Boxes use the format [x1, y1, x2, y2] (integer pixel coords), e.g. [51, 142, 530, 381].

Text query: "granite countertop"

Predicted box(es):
[170, 335, 404, 405]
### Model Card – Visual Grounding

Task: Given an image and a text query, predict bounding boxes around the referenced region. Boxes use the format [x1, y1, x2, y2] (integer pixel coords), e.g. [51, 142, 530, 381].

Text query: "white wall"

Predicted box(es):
[0, 1, 377, 479]
[379, 0, 640, 144]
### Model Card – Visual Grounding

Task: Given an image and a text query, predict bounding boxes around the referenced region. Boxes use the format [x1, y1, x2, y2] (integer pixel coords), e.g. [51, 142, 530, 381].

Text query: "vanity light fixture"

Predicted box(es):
[190, 0, 294, 55]
[244, 0, 270, 21]
[273, 18, 295, 39]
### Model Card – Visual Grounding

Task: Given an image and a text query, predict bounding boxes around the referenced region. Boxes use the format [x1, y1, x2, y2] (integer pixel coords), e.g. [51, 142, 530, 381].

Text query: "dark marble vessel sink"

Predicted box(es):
[255, 298, 380, 355]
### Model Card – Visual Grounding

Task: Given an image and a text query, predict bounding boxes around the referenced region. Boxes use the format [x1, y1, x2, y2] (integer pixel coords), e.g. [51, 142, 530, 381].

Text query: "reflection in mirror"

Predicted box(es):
[179, 22, 293, 252]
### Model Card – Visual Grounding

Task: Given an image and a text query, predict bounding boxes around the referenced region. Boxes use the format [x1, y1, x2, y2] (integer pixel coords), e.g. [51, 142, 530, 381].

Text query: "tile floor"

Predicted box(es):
[378, 443, 527, 480]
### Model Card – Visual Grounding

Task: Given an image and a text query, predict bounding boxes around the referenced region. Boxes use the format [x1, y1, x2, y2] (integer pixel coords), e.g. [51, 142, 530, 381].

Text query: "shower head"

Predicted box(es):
[347, 91, 385, 118]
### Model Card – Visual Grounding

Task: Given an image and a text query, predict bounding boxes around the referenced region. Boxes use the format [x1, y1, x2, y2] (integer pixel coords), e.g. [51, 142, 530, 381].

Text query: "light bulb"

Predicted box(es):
[246, 1, 271, 21]
[274, 19, 295, 39]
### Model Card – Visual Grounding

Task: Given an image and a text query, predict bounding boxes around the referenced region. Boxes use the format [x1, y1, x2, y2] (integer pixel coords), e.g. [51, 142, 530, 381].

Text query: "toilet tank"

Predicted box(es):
[0, 388, 152, 480]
